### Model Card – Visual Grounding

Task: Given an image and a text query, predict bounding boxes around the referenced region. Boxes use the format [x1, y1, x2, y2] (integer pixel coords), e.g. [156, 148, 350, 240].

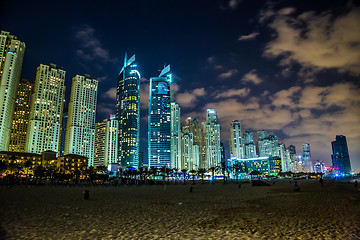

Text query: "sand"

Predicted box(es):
[0, 179, 359, 239]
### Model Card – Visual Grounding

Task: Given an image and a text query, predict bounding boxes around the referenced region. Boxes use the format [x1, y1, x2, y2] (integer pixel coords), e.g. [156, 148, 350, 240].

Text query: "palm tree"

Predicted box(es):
[197, 168, 206, 184]
[149, 166, 157, 184]
[181, 169, 187, 185]
[0, 161, 7, 174]
[190, 169, 197, 185]
[172, 168, 178, 184]
[208, 166, 219, 184]
[233, 163, 240, 184]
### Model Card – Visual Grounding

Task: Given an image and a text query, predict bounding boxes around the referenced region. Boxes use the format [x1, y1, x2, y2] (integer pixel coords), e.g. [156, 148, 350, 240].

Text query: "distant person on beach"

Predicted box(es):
[293, 181, 300, 192]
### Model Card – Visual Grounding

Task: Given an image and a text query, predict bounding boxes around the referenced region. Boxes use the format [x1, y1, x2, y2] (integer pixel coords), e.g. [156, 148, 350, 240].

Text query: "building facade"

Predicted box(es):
[302, 142, 311, 172]
[244, 130, 257, 159]
[64, 74, 98, 167]
[204, 109, 221, 169]
[230, 120, 245, 159]
[170, 102, 181, 170]
[9, 79, 33, 152]
[0, 31, 25, 151]
[94, 115, 118, 167]
[25, 64, 65, 154]
[331, 135, 351, 174]
[183, 117, 204, 168]
[148, 65, 171, 168]
[116, 54, 140, 169]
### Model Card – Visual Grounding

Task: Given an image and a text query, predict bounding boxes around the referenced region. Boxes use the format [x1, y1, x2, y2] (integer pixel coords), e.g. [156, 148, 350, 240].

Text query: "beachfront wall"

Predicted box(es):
[234, 156, 282, 176]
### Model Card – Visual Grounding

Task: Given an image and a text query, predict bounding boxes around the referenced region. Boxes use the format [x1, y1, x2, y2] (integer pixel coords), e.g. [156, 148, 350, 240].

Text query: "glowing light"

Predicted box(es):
[107, 164, 111, 172]
[130, 70, 141, 79]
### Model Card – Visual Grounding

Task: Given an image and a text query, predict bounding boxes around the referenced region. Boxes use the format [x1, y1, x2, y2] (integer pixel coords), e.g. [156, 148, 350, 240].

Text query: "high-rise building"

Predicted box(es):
[170, 102, 181, 170]
[94, 115, 118, 167]
[59, 111, 67, 157]
[25, 64, 65, 154]
[181, 130, 194, 170]
[148, 65, 171, 168]
[302, 142, 311, 172]
[230, 120, 245, 159]
[257, 130, 271, 157]
[183, 117, 204, 167]
[244, 130, 257, 158]
[64, 74, 98, 166]
[116, 54, 140, 169]
[331, 135, 351, 174]
[313, 160, 326, 174]
[279, 143, 291, 172]
[268, 135, 280, 157]
[0, 31, 25, 151]
[204, 109, 221, 169]
[9, 79, 33, 152]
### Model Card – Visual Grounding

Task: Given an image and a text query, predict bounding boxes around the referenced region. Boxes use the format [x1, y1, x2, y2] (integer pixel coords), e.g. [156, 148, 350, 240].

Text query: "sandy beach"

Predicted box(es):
[0, 179, 359, 239]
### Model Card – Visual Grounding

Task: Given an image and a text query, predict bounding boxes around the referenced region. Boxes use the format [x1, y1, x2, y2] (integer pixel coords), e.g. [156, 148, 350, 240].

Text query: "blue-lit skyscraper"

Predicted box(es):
[148, 65, 171, 168]
[116, 54, 140, 169]
[331, 135, 351, 174]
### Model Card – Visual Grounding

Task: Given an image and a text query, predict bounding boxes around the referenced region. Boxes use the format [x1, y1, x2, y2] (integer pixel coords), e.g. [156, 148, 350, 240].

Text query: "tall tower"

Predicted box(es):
[204, 109, 221, 169]
[64, 74, 98, 166]
[302, 142, 311, 172]
[170, 102, 181, 170]
[244, 130, 257, 158]
[148, 65, 171, 168]
[94, 115, 118, 167]
[183, 117, 204, 167]
[257, 130, 269, 157]
[9, 79, 33, 152]
[25, 64, 65, 154]
[230, 120, 244, 159]
[331, 135, 351, 174]
[0, 31, 25, 151]
[116, 54, 140, 169]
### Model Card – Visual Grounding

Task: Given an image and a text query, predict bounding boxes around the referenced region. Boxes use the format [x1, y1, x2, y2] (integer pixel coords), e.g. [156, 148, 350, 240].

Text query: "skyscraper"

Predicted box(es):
[64, 74, 98, 166]
[302, 142, 311, 172]
[181, 130, 194, 170]
[9, 79, 33, 152]
[244, 130, 257, 158]
[116, 54, 140, 169]
[331, 135, 351, 174]
[230, 120, 245, 159]
[170, 102, 181, 170]
[0, 31, 25, 151]
[148, 65, 171, 168]
[94, 115, 118, 167]
[25, 64, 65, 154]
[204, 109, 221, 169]
[279, 143, 291, 172]
[257, 130, 270, 157]
[183, 117, 204, 167]
[59, 111, 67, 157]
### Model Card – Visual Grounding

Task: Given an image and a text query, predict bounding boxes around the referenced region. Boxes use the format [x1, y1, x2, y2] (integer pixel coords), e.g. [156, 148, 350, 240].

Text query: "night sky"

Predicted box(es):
[1, 0, 359, 171]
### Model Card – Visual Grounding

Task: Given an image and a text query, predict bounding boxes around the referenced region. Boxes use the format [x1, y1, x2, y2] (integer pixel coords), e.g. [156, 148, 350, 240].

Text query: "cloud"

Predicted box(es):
[263, 7, 360, 76]
[103, 87, 117, 100]
[96, 102, 115, 115]
[228, 0, 242, 9]
[175, 88, 206, 109]
[218, 69, 238, 80]
[241, 69, 263, 84]
[74, 25, 117, 63]
[215, 88, 250, 99]
[238, 32, 259, 41]
[96, 75, 108, 82]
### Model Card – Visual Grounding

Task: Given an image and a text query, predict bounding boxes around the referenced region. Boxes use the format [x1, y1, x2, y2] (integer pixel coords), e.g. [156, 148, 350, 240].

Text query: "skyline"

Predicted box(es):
[1, 0, 359, 171]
